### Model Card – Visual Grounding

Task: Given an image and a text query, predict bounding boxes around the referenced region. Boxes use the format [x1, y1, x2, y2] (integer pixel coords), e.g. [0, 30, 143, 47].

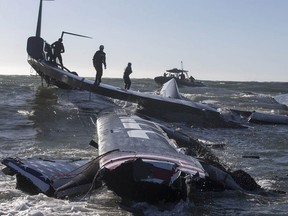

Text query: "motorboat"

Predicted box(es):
[154, 67, 205, 87]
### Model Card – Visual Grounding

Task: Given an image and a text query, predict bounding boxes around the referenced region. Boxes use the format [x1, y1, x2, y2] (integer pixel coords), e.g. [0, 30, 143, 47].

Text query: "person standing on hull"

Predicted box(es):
[93, 45, 106, 85]
[51, 38, 65, 68]
[123, 62, 132, 90]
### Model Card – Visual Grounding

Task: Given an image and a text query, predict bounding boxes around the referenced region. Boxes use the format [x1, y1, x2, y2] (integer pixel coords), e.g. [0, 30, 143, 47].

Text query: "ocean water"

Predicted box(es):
[0, 75, 288, 215]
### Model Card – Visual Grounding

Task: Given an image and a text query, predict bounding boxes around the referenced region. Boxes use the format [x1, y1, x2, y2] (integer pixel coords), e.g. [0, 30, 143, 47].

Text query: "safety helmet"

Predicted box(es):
[99, 45, 104, 50]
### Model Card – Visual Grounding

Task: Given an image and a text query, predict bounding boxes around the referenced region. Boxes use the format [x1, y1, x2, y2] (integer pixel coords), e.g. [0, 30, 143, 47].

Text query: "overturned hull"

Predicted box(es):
[97, 108, 207, 202]
[28, 53, 241, 127]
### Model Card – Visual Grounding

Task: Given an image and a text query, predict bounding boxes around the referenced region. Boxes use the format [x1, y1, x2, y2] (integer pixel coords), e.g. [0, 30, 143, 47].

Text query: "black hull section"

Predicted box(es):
[102, 160, 185, 203]
[28, 58, 240, 127]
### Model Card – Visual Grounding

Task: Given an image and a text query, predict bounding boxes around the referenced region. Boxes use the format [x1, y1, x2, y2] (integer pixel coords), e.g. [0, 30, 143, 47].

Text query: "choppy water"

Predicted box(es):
[0, 75, 288, 215]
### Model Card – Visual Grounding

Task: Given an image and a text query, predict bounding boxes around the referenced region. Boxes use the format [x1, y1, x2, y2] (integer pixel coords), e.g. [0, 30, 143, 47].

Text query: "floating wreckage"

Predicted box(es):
[248, 111, 288, 124]
[1, 108, 261, 203]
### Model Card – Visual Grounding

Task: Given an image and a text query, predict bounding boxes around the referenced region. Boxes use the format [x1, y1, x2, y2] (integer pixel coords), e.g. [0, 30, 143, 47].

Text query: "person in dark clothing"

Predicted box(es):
[44, 42, 53, 63]
[93, 45, 106, 85]
[123, 62, 132, 90]
[51, 38, 65, 68]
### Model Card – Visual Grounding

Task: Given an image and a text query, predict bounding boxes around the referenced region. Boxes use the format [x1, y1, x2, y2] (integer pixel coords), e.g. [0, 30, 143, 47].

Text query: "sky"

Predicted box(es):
[0, 0, 287, 81]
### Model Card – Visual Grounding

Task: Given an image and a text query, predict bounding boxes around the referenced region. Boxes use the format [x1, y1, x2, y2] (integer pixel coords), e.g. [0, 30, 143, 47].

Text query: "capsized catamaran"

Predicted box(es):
[1, 0, 274, 204]
[27, 0, 288, 127]
[26, 1, 244, 128]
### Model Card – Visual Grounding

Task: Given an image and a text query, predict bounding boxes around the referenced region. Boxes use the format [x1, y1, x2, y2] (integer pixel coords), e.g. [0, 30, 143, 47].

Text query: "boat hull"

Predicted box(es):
[28, 58, 240, 127]
[97, 108, 207, 202]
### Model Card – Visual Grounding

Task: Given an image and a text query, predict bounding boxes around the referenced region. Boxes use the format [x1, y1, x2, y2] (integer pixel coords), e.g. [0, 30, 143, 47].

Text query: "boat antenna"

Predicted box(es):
[61, 31, 93, 40]
[36, 0, 54, 38]
[181, 61, 184, 72]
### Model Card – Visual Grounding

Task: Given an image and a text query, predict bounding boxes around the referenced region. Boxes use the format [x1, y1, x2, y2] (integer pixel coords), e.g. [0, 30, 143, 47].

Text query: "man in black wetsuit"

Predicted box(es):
[51, 38, 65, 68]
[93, 45, 106, 85]
[123, 62, 132, 90]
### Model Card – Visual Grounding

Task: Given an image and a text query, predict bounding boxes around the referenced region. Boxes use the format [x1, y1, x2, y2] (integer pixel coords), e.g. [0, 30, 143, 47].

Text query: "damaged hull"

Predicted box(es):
[97, 108, 206, 202]
[1, 158, 93, 198]
[1, 108, 208, 202]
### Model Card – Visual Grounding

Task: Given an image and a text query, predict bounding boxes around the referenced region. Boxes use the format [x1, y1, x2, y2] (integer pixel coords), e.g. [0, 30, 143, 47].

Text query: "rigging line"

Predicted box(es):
[61, 31, 92, 39]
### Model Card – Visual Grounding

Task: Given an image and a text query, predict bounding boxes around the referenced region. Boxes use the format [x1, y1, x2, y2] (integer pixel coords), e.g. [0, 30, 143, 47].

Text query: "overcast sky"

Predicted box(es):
[0, 0, 287, 81]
